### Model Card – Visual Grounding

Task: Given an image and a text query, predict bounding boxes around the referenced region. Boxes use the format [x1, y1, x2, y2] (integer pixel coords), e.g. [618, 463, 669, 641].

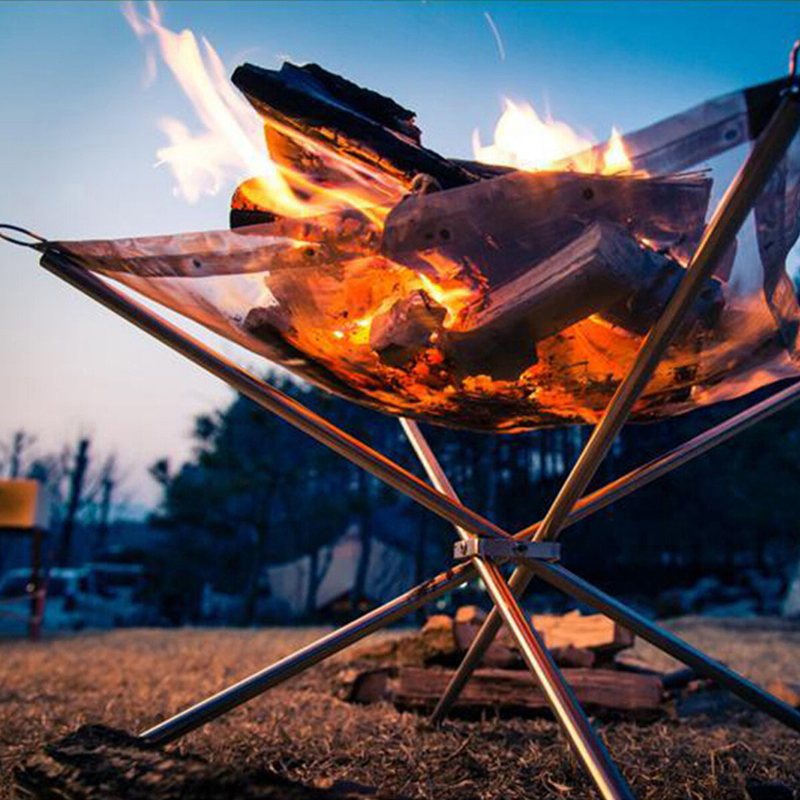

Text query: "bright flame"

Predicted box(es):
[473, 99, 594, 171]
[473, 98, 635, 175]
[122, 2, 405, 222]
[123, 1, 302, 213]
[603, 127, 633, 174]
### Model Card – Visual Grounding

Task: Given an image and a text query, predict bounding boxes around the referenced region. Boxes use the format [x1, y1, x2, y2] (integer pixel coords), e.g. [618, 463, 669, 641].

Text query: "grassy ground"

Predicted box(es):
[1, 617, 800, 799]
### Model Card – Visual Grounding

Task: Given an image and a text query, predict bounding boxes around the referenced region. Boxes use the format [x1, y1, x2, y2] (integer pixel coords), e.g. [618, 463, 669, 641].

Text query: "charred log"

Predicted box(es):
[232, 62, 483, 191]
[382, 170, 713, 285]
[369, 222, 724, 381]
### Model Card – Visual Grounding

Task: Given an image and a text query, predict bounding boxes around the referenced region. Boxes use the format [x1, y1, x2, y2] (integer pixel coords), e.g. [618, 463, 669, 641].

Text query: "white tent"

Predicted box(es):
[265, 524, 417, 619]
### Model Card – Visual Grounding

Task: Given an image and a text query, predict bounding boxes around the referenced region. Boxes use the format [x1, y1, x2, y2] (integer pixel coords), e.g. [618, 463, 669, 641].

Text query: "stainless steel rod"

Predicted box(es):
[139, 377, 800, 745]
[401, 419, 633, 800]
[530, 561, 800, 733]
[39, 248, 512, 544]
[516, 379, 800, 539]
[141, 560, 473, 744]
[141, 377, 800, 744]
[432, 83, 800, 721]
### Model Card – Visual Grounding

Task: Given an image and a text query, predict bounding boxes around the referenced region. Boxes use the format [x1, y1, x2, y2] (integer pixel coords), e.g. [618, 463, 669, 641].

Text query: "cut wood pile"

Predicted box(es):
[337, 607, 702, 718]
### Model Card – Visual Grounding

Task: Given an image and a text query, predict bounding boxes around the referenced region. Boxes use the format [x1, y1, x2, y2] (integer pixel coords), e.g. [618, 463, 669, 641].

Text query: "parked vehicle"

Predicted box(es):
[86, 562, 155, 626]
[0, 567, 103, 635]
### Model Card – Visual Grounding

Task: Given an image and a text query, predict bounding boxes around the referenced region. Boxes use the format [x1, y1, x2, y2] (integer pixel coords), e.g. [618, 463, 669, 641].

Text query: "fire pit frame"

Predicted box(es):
[4, 45, 800, 800]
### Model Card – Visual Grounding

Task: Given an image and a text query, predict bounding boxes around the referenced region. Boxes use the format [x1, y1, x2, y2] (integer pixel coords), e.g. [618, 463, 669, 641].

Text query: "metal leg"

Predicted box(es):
[141, 560, 473, 745]
[401, 419, 634, 800]
[140, 378, 800, 745]
[529, 561, 800, 734]
[432, 83, 800, 721]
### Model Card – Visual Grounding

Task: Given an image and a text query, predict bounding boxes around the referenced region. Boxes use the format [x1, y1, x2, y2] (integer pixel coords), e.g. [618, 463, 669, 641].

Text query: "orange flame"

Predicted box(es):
[473, 98, 635, 175]
[122, 2, 402, 222]
[120, 2, 664, 415]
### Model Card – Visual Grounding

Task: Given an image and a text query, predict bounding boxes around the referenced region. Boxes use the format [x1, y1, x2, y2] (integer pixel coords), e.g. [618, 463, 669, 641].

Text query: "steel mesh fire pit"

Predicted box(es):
[40, 56, 800, 433]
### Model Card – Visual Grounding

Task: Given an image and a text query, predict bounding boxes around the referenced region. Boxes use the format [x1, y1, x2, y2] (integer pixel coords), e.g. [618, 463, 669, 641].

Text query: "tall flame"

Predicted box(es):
[473, 98, 635, 175]
[122, 1, 405, 223]
[123, 1, 303, 214]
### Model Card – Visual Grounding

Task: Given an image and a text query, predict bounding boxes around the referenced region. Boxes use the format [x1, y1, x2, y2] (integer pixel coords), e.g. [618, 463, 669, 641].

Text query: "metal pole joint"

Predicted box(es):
[453, 539, 561, 564]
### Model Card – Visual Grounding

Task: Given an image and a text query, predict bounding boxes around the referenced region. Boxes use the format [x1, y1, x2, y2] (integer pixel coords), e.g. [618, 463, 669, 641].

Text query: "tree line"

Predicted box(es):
[5, 373, 799, 624]
[144, 374, 800, 623]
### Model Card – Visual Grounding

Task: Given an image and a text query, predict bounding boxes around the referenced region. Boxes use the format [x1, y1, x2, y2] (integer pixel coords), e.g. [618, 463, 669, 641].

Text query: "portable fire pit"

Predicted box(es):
[3, 40, 800, 800]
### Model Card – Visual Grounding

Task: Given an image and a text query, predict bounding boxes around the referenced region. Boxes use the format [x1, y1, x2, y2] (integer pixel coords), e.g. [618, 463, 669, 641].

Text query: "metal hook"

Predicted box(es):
[0, 224, 48, 251]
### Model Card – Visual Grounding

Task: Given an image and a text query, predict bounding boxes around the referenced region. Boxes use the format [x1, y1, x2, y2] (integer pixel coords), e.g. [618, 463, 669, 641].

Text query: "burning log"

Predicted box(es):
[382, 169, 713, 280]
[231, 61, 485, 192]
[228, 60, 727, 390]
[369, 290, 446, 368]
[370, 221, 724, 380]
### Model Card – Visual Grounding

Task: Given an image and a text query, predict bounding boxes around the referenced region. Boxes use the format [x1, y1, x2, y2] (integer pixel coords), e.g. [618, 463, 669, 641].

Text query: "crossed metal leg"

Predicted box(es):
[136, 399, 800, 799]
[139, 378, 800, 749]
[29, 53, 800, 800]
[401, 418, 633, 799]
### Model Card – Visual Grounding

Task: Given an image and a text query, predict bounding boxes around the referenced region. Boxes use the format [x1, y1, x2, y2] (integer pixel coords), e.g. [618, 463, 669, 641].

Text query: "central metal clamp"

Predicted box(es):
[453, 538, 561, 564]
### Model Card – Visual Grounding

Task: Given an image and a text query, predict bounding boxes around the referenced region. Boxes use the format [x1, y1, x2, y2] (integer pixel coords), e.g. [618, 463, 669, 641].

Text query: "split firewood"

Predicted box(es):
[228, 60, 725, 385]
[766, 679, 800, 708]
[369, 290, 447, 368]
[229, 60, 727, 387]
[376, 221, 723, 381]
[499, 610, 635, 655]
[438, 221, 642, 380]
[389, 666, 663, 715]
[242, 305, 371, 404]
[232, 62, 485, 191]
[347, 615, 459, 666]
[382, 169, 712, 283]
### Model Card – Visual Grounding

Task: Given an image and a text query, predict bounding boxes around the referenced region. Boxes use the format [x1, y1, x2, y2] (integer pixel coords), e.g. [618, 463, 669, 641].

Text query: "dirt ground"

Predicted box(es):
[1, 617, 800, 799]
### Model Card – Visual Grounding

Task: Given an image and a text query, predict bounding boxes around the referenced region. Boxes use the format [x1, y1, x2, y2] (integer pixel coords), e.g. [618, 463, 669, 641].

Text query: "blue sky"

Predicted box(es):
[0, 1, 797, 509]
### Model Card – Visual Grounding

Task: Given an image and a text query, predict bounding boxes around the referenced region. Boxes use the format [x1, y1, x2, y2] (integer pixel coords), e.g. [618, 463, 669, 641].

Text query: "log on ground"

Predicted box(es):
[390, 666, 664, 714]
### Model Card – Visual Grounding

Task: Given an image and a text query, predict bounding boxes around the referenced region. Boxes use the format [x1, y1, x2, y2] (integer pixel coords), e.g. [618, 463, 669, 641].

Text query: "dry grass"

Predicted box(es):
[1, 618, 800, 799]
